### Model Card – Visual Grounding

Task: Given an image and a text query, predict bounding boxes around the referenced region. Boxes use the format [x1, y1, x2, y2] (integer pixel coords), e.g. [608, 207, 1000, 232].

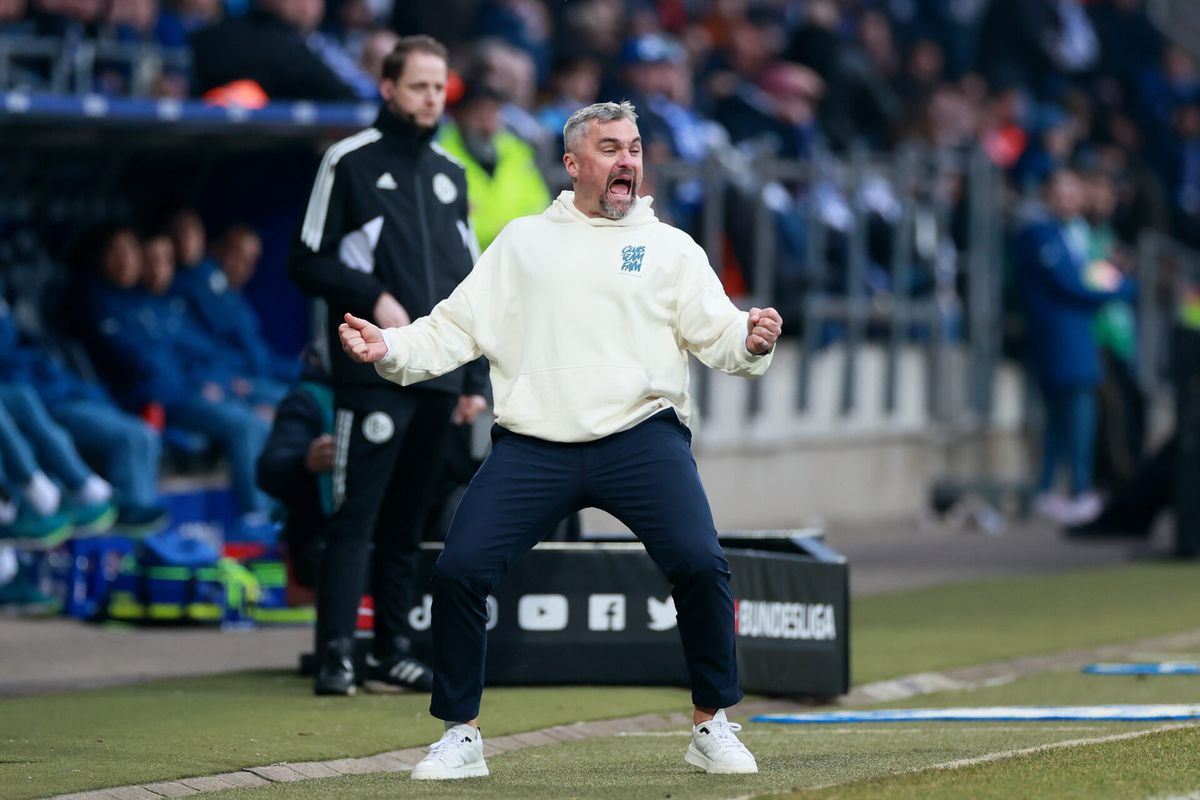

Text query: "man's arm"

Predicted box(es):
[674, 240, 781, 376]
[288, 148, 388, 320]
[339, 273, 483, 385]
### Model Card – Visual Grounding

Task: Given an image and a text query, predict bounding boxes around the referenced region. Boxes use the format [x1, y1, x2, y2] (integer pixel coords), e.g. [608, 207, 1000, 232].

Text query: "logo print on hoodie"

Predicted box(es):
[620, 245, 645, 273]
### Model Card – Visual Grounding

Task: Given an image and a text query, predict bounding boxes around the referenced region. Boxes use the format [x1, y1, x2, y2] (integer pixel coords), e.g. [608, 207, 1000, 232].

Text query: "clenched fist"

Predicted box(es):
[746, 307, 782, 355]
[339, 313, 389, 363]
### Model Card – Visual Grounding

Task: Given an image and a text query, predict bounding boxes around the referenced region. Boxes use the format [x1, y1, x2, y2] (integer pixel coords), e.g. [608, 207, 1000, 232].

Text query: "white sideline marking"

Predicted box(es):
[857, 671, 1016, 701]
[617, 725, 1108, 737]
[1148, 792, 1200, 800]
[811, 723, 1195, 790]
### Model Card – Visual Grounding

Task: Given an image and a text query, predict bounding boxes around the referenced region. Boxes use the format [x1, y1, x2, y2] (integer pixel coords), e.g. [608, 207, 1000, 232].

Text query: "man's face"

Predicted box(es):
[1048, 174, 1085, 220]
[220, 235, 262, 290]
[381, 51, 447, 129]
[102, 230, 142, 289]
[564, 117, 642, 220]
[141, 237, 176, 295]
[171, 212, 206, 268]
[458, 97, 504, 141]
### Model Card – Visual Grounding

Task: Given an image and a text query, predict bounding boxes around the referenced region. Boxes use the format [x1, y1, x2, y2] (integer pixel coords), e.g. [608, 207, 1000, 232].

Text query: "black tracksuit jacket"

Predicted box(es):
[289, 107, 486, 396]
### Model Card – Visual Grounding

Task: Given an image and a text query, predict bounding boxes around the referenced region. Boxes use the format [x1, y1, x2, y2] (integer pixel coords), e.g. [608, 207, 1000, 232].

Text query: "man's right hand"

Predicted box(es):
[373, 292, 411, 328]
[305, 433, 335, 473]
[340, 313, 389, 363]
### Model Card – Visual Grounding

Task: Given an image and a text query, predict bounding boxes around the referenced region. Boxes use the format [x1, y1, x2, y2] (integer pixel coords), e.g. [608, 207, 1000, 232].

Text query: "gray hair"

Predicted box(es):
[563, 101, 639, 154]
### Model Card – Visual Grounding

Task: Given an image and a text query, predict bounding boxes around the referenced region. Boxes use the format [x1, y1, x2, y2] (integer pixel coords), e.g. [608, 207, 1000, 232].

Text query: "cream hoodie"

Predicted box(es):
[375, 190, 773, 442]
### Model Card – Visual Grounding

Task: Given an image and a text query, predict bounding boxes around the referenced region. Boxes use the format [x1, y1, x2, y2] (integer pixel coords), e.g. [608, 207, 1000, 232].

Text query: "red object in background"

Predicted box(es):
[224, 542, 270, 561]
[203, 79, 270, 109]
[140, 402, 165, 432]
[719, 235, 749, 298]
[446, 69, 464, 107]
[983, 125, 1028, 170]
[356, 595, 374, 632]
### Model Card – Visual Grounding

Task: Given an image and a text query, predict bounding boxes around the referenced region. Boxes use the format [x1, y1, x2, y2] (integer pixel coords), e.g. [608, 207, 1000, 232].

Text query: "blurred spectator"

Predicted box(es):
[980, 0, 1097, 97]
[0, 401, 77, 548]
[358, 28, 398, 82]
[78, 226, 272, 519]
[1012, 105, 1082, 190]
[473, 0, 551, 84]
[787, 0, 899, 150]
[390, 0, 475, 52]
[1089, 0, 1162, 98]
[555, 0, 622, 64]
[467, 38, 548, 154]
[190, 0, 363, 101]
[1084, 171, 1144, 488]
[0, 283, 166, 530]
[1165, 102, 1200, 247]
[0, 381, 116, 529]
[168, 212, 296, 395]
[715, 60, 825, 160]
[256, 349, 331, 593]
[1015, 170, 1134, 525]
[158, 0, 221, 34]
[0, 0, 33, 34]
[535, 54, 602, 159]
[439, 80, 550, 251]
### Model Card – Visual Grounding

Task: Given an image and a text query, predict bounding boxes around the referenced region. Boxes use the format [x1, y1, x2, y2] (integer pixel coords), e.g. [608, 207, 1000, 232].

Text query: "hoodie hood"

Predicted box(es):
[545, 190, 659, 227]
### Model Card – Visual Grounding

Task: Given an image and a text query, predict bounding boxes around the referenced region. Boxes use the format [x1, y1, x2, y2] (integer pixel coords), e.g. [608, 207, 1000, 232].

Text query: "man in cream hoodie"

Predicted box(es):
[340, 101, 782, 780]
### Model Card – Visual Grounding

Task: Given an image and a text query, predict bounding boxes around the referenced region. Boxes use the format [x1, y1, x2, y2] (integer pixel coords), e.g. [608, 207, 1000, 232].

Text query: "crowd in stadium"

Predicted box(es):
[1, 0, 1196, 244]
[0, 0, 1195, 606]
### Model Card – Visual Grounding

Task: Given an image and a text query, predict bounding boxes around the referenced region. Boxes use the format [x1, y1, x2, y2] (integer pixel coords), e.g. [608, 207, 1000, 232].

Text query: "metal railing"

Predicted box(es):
[648, 143, 1006, 434]
[0, 36, 190, 96]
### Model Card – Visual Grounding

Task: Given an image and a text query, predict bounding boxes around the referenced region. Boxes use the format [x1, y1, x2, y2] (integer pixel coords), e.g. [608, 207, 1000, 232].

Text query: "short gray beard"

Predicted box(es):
[598, 194, 631, 220]
[598, 180, 637, 220]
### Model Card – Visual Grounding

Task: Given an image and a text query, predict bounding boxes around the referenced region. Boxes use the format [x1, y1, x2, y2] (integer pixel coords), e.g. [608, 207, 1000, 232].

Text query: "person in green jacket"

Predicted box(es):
[438, 81, 551, 252]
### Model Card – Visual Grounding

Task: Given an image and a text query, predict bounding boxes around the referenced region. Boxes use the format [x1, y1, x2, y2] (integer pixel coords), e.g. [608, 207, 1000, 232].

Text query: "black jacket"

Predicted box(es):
[190, 12, 359, 101]
[256, 380, 332, 589]
[289, 107, 487, 395]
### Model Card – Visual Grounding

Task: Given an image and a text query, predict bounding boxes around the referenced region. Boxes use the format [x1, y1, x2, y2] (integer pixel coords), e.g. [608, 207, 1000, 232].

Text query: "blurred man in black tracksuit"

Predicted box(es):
[289, 35, 488, 696]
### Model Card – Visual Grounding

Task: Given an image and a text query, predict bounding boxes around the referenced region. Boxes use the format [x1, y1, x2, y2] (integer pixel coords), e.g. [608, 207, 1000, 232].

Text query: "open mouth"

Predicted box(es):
[607, 175, 634, 197]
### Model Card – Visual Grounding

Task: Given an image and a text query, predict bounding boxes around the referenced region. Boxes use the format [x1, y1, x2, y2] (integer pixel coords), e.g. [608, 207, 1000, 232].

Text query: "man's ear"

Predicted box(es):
[563, 151, 578, 180]
[379, 79, 394, 103]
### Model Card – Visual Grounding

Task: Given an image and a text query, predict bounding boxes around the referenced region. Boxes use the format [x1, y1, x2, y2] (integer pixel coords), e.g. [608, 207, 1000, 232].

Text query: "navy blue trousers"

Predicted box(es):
[429, 410, 742, 722]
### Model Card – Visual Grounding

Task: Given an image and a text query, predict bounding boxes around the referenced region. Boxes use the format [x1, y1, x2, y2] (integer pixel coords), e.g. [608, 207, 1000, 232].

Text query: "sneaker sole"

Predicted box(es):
[362, 679, 406, 694]
[684, 744, 758, 774]
[314, 684, 356, 697]
[411, 761, 489, 780]
[2, 522, 75, 551]
[73, 506, 120, 538]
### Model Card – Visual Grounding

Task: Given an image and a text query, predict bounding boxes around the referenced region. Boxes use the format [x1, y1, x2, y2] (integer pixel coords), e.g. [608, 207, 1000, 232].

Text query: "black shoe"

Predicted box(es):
[365, 653, 434, 693]
[1065, 515, 1150, 540]
[314, 638, 356, 696]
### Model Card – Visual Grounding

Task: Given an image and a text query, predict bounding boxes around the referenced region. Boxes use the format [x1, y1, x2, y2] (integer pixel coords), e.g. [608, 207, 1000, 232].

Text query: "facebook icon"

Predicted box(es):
[587, 594, 627, 631]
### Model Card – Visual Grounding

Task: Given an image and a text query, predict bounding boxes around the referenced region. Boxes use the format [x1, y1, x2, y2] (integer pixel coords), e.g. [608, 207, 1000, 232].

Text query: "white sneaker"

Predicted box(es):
[685, 709, 758, 774]
[1033, 491, 1071, 522]
[1059, 492, 1103, 526]
[411, 724, 488, 780]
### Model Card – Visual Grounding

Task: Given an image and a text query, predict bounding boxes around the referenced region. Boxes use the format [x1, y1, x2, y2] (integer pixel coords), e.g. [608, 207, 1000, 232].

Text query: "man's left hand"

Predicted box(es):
[746, 307, 782, 355]
[453, 394, 489, 425]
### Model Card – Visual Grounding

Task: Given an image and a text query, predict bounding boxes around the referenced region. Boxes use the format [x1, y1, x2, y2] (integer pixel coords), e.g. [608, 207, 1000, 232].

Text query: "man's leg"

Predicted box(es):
[585, 413, 741, 712]
[429, 430, 581, 724]
[314, 386, 418, 693]
[168, 396, 270, 514]
[585, 413, 756, 774]
[370, 391, 456, 671]
[0, 385, 96, 495]
[413, 429, 580, 781]
[52, 400, 162, 509]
